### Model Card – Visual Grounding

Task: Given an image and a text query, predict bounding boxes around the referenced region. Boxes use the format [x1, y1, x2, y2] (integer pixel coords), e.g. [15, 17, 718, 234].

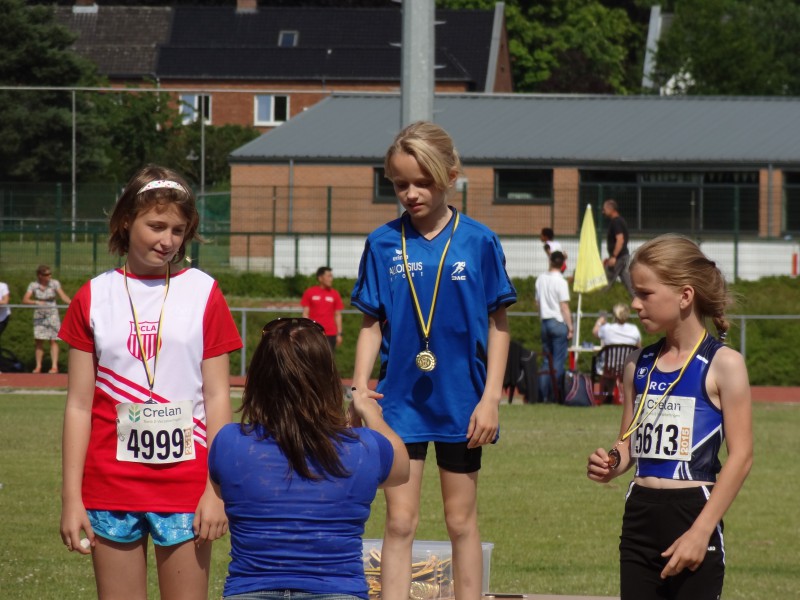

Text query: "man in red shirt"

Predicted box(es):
[301, 266, 344, 353]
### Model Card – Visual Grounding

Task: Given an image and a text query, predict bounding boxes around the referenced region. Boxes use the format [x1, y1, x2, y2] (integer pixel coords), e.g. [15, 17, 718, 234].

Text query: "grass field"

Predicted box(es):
[0, 395, 797, 599]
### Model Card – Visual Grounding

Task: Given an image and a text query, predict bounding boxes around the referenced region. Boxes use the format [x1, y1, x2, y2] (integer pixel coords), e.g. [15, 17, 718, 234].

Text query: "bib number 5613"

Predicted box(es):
[633, 423, 679, 457]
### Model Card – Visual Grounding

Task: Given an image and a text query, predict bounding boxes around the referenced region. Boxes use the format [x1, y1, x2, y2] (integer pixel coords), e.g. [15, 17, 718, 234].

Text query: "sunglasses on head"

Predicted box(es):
[261, 317, 325, 336]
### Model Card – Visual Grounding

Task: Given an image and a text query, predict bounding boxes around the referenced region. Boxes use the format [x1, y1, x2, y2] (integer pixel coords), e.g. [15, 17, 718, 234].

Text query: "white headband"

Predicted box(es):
[137, 180, 188, 195]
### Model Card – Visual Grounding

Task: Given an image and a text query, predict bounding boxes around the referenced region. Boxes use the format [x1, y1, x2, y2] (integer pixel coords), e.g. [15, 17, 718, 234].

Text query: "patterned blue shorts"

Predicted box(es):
[224, 592, 361, 600]
[87, 510, 195, 546]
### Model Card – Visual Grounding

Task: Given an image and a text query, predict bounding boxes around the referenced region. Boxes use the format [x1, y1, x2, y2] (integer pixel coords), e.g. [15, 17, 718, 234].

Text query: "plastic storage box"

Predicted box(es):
[362, 539, 494, 599]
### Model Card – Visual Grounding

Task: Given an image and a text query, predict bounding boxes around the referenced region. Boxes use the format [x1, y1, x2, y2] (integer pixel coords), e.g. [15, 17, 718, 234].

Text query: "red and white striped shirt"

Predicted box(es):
[60, 267, 242, 512]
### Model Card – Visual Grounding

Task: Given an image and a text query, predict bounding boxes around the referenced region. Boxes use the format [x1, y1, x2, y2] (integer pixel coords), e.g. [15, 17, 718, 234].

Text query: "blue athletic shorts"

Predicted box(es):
[225, 592, 360, 600]
[87, 510, 195, 546]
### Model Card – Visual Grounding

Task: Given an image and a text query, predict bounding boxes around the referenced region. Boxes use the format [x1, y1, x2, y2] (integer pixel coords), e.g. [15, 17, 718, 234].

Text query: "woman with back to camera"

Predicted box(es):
[592, 302, 642, 349]
[209, 317, 410, 600]
[592, 302, 642, 400]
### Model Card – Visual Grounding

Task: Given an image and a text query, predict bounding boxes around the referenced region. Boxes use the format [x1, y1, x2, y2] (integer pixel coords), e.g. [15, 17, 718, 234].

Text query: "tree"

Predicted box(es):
[652, 0, 800, 95]
[160, 121, 261, 190]
[1, 2, 259, 186]
[92, 86, 180, 183]
[0, 0, 105, 182]
[439, 0, 647, 93]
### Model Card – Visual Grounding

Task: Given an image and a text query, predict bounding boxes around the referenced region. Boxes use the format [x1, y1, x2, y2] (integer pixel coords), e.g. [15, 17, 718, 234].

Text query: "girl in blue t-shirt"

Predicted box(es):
[351, 121, 516, 600]
[587, 234, 753, 600]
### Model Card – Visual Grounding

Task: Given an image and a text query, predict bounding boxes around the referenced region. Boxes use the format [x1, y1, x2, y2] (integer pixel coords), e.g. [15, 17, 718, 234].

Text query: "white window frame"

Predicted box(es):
[179, 94, 212, 126]
[254, 94, 290, 126]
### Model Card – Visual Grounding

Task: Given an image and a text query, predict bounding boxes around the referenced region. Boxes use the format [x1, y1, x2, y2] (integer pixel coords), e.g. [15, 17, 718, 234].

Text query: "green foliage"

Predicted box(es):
[160, 121, 262, 189]
[1, 266, 799, 385]
[91, 86, 180, 183]
[438, 0, 647, 93]
[0, 1, 260, 185]
[1, 396, 797, 598]
[213, 271, 304, 298]
[0, 0, 104, 182]
[653, 0, 800, 95]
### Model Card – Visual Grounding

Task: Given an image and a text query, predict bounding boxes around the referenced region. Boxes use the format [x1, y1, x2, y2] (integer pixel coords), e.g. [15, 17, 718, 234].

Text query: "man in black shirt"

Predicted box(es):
[602, 199, 634, 297]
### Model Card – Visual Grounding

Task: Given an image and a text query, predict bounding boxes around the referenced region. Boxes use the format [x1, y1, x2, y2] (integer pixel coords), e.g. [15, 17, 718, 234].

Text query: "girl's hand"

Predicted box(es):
[587, 448, 617, 483]
[466, 398, 499, 448]
[660, 526, 712, 578]
[60, 499, 94, 555]
[192, 486, 228, 544]
[349, 387, 384, 428]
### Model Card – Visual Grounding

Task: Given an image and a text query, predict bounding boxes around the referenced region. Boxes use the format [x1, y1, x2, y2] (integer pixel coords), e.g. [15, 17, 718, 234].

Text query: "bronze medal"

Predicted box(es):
[415, 349, 437, 372]
[607, 447, 621, 470]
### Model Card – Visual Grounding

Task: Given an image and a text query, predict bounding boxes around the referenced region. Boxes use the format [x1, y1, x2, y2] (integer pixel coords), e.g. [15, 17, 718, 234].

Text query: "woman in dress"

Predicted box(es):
[22, 264, 71, 373]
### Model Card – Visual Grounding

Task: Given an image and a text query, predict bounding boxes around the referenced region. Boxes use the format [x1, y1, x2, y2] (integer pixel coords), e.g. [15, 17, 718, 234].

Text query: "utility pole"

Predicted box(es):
[400, 0, 435, 127]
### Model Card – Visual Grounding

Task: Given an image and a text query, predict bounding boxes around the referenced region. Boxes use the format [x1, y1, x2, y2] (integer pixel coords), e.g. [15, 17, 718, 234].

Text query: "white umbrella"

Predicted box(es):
[572, 204, 607, 348]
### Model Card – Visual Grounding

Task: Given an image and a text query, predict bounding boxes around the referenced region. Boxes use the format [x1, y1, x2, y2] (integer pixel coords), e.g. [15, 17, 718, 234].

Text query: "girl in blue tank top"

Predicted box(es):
[587, 234, 753, 600]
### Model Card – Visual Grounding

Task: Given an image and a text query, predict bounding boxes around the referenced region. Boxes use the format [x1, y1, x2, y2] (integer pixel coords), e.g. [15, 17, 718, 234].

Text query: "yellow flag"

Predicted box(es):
[573, 204, 607, 293]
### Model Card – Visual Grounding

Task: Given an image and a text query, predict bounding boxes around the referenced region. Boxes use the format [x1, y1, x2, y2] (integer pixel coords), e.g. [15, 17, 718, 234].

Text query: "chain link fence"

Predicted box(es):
[1, 181, 799, 281]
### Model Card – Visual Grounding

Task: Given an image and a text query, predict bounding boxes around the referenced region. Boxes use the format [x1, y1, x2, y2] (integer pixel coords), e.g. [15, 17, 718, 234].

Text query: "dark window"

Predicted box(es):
[784, 172, 800, 233]
[579, 170, 758, 234]
[580, 170, 637, 183]
[374, 168, 396, 204]
[701, 186, 758, 233]
[494, 169, 552, 204]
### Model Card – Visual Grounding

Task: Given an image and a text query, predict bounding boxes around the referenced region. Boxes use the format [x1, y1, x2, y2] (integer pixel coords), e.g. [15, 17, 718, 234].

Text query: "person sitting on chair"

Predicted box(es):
[592, 303, 641, 400]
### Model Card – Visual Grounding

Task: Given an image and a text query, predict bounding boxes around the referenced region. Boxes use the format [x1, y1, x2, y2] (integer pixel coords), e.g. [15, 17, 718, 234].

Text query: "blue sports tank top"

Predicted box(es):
[632, 334, 724, 482]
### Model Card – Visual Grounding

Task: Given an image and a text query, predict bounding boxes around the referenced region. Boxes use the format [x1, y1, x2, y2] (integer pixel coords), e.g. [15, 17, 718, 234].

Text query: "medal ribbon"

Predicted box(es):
[123, 263, 170, 399]
[401, 209, 460, 347]
[616, 331, 707, 446]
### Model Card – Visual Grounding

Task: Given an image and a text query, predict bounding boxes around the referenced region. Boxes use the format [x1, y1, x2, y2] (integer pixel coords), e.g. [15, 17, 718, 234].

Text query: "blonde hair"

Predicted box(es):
[384, 121, 462, 193]
[611, 303, 630, 323]
[108, 165, 199, 263]
[630, 234, 731, 339]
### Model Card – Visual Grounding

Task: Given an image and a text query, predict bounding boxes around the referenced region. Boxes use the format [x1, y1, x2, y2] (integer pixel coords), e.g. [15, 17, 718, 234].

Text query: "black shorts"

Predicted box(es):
[405, 441, 481, 474]
[620, 483, 725, 600]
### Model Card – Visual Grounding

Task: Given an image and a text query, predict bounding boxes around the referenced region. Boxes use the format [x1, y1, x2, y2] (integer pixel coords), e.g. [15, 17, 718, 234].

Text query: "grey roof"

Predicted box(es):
[54, 7, 173, 78]
[230, 93, 800, 167]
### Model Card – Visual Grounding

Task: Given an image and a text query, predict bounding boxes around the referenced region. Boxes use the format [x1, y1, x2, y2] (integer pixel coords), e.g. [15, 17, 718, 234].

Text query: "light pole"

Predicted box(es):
[199, 98, 205, 233]
[185, 102, 206, 234]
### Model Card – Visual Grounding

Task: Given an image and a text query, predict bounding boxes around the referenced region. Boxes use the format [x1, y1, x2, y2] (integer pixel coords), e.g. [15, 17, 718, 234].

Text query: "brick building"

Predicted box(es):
[228, 93, 800, 279]
[55, 1, 512, 132]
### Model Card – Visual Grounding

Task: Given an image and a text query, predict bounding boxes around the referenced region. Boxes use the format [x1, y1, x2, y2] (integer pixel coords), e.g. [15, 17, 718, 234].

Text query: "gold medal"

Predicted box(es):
[401, 210, 460, 375]
[415, 349, 437, 372]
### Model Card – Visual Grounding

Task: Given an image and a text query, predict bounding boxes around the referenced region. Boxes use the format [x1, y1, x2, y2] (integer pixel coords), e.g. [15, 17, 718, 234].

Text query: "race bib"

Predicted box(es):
[116, 401, 195, 464]
[630, 394, 695, 462]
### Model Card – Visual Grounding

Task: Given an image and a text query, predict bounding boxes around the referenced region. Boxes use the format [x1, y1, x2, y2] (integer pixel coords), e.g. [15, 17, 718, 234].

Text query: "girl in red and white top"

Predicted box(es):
[59, 165, 242, 599]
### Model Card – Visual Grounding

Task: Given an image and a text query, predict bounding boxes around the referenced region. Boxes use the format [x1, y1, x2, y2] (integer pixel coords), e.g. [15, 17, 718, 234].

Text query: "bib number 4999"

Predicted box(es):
[116, 400, 196, 464]
[127, 427, 188, 461]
